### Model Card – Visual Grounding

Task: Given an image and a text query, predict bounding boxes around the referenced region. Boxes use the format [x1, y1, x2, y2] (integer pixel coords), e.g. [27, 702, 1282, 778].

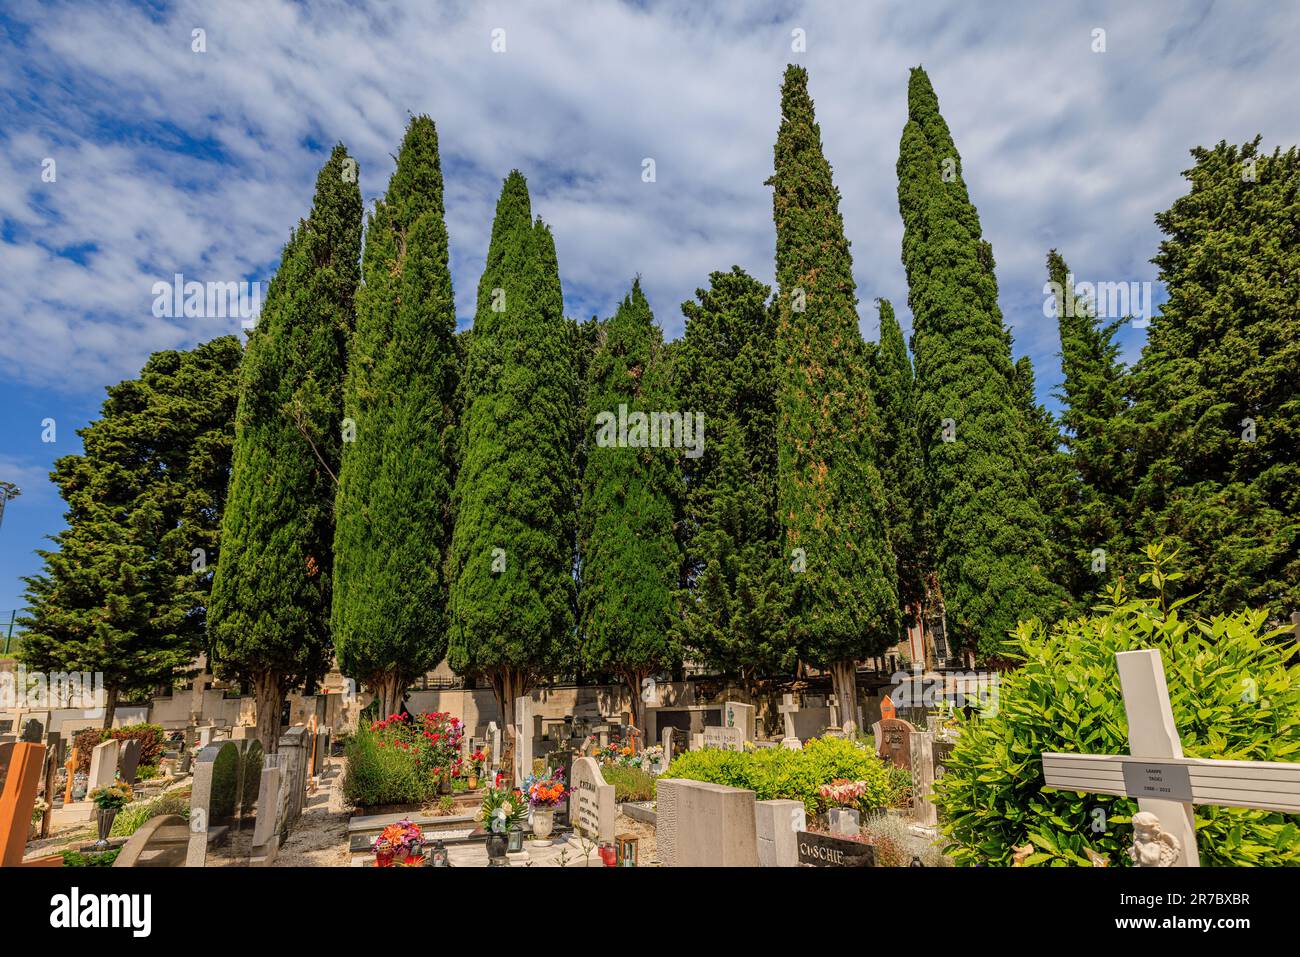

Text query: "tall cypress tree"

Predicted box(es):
[210, 146, 362, 752]
[1127, 139, 1300, 617]
[1047, 248, 1130, 598]
[897, 67, 1064, 660]
[19, 338, 241, 727]
[332, 117, 459, 719]
[872, 299, 931, 633]
[447, 172, 577, 734]
[578, 280, 682, 728]
[768, 65, 898, 731]
[674, 267, 788, 690]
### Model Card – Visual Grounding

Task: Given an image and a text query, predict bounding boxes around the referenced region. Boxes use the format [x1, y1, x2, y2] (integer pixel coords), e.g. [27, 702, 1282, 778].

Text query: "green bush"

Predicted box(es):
[342, 724, 435, 807]
[935, 545, 1300, 867]
[601, 764, 656, 803]
[110, 792, 191, 837]
[663, 736, 899, 815]
[62, 849, 120, 867]
[107, 724, 166, 767]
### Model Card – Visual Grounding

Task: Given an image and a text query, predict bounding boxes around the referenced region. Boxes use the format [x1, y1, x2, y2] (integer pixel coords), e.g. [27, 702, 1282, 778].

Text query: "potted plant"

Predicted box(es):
[372, 819, 425, 867]
[466, 748, 486, 790]
[819, 779, 868, 836]
[524, 770, 567, 846]
[476, 785, 527, 866]
[89, 781, 132, 848]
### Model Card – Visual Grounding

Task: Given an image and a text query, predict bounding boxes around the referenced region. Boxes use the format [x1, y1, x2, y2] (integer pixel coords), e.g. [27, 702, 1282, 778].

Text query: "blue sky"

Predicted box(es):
[1, 0, 1297, 621]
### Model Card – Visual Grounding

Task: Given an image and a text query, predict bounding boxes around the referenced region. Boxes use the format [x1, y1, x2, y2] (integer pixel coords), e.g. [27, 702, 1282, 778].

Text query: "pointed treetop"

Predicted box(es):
[388, 114, 445, 229]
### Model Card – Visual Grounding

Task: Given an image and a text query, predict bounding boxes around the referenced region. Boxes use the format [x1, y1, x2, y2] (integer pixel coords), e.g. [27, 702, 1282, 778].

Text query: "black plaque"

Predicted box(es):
[796, 831, 876, 867]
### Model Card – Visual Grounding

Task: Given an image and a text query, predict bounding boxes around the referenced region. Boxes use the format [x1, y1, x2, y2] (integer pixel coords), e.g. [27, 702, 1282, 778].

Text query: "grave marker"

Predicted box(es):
[703, 726, 744, 751]
[796, 830, 876, 867]
[1042, 649, 1300, 867]
[117, 739, 143, 786]
[513, 698, 534, 783]
[87, 738, 119, 793]
[570, 756, 615, 844]
[655, 777, 759, 867]
[777, 694, 802, 749]
[875, 716, 917, 771]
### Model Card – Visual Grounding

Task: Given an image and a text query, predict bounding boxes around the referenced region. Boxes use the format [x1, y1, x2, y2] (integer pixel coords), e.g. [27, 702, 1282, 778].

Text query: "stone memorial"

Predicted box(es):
[777, 694, 802, 749]
[117, 739, 143, 786]
[570, 756, 615, 844]
[703, 726, 745, 751]
[875, 716, 917, 771]
[797, 830, 876, 867]
[910, 731, 938, 826]
[513, 696, 535, 786]
[722, 701, 755, 743]
[755, 798, 805, 867]
[87, 739, 120, 793]
[655, 777, 759, 867]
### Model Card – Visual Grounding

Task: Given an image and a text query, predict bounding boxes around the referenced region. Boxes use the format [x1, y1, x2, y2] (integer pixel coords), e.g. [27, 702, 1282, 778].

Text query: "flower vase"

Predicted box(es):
[468, 774, 479, 790]
[438, 771, 452, 795]
[531, 807, 554, 846]
[486, 831, 509, 866]
[95, 808, 119, 848]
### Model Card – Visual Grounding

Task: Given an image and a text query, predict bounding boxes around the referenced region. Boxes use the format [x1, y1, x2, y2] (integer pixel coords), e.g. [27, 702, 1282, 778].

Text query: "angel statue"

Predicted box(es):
[1129, 811, 1181, 867]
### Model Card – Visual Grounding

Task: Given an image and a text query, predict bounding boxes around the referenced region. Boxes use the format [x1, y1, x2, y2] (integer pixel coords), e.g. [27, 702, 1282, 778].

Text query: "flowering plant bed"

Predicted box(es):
[373, 819, 425, 866]
[819, 779, 869, 808]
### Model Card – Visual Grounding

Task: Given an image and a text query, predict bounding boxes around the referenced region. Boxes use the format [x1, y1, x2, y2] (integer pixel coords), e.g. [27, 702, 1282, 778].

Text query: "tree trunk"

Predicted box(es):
[624, 669, 648, 740]
[828, 659, 860, 736]
[372, 673, 404, 723]
[101, 684, 120, 730]
[253, 671, 284, 754]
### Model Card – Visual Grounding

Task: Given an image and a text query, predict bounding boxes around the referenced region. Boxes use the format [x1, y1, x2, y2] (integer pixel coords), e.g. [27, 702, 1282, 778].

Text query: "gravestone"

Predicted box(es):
[875, 716, 917, 771]
[777, 694, 802, 749]
[703, 726, 744, 751]
[487, 721, 502, 772]
[655, 777, 758, 867]
[87, 739, 120, 793]
[117, 739, 143, 786]
[570, 756, 615, 844]
[910, 731, 938, 826]
[661, 725, 675, 765]
[20, 718, 44, 743]
[186, 740, 243, 867]
[513, 696, 534, 786]
[1, 742, 53, 866]
[797, 830, 876, 867]
[112, 813, 189, 867]
[723, 701, 755, 743]
[755, 798, 805, 867]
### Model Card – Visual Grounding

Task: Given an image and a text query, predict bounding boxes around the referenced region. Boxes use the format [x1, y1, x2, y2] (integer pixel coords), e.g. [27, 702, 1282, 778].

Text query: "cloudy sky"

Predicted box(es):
[1, 0, 1296, 617]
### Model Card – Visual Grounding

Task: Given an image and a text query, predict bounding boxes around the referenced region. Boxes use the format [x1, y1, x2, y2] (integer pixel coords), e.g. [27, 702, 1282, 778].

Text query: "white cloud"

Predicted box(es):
[1, 0, 1296, 400]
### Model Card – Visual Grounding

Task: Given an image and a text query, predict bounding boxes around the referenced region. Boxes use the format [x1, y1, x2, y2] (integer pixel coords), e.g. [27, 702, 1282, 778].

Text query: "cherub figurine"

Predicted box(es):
[1129, 811, 1181, 867]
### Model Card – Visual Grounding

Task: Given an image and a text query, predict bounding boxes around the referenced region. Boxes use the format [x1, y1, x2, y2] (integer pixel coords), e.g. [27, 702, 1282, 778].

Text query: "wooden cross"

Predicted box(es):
[1042, 649, 1300, 867]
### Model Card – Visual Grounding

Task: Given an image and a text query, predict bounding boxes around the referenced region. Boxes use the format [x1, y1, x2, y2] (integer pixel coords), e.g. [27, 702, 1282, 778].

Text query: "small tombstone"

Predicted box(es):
[661, 725, 675, 765]
[20, 718, 44, 743]
[487, 721, 502, 771]
[513, 696, 535, 785]
[570, 756, 615, 844]
[879, 694, 897, 721]
[117, 739, 143, 786]
[723, 701, 755, 743]
[876, 716, 917, 771]
[703, 726, 744, 751]
[87, 739, 120, 793]
[796, 830, 876, 867]
[910, 731, 938, 826]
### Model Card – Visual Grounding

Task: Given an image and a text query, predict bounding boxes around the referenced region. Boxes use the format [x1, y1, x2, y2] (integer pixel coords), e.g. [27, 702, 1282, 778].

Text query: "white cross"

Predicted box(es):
[777, 694, 800, 739]
[1042, 649, 1300, 867]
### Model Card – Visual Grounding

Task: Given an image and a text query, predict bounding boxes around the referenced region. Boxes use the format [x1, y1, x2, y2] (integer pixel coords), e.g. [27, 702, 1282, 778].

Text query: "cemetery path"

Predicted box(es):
[271, 758, 350, 867]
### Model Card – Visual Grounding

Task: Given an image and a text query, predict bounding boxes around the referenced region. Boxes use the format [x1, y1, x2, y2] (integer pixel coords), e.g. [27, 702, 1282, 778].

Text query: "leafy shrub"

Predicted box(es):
[73, 728, 102, 774]
[343, 723, 434, 807]
[936, 545, 1300, 867]
[71, 724, 166, 775]
[601, 764, 656, 803]
[663, 736, 898, 815]
[110, 792, 191, 837]
[62, 849, 120, 867]
[862, 813, 951, 867]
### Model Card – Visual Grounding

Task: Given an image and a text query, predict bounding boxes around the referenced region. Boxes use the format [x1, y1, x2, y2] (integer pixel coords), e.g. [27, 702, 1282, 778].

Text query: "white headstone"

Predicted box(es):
[487, 721, 501, 772]
[703, 726, 744, 751]
[778, 694, 802, 749]
[570, 756, 615, 844]
[87, 739, 119, 793]
[723, 701, 755, 742]
[513, 696, 534, 784]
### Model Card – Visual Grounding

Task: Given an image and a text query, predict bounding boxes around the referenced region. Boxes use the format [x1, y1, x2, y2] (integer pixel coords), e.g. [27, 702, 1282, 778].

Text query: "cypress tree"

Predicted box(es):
[332, 116, 459, 719]
[447, 172, 577, 734]
[19, 338, 241, 727]
[897, 67, 1064, 660]
[674, 268, 788, 690]
[1047, 248, 1130, 597]
[578, 280, 682, 728]
[1127, 138, 1300, 617]
[210, 146, 362, 752]
[872, 299, 931, 632]
[768, 65, 898, 731]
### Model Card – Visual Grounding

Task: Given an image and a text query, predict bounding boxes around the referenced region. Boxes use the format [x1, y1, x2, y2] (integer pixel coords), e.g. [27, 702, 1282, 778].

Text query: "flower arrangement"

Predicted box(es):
[90, 782, 132, 811]
[476, 785, 528, 835]
[819, 778, 869, 809]
[524, 770, 567, 808]
[467, 748, 486, 775]
[372, 819, 424, 866]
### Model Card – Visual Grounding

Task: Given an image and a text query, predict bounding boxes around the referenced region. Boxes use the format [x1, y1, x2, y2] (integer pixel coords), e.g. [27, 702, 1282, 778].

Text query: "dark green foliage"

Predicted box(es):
[209, 145, 363, 747]
[19, 337, 241, 724]
[936, 545, 1300, 866]
[1048, 248, 1131, 600]
[578, 280, 681, 718]
[768, 65, 899, 691]
[896, 66, 1065, 659]
[872, 299, 931, 627]
[674, 267, 789, 682]
[1126, 139, 1300, 618]
[332, 117, 459, 716]
[447, 172, 578, 719]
